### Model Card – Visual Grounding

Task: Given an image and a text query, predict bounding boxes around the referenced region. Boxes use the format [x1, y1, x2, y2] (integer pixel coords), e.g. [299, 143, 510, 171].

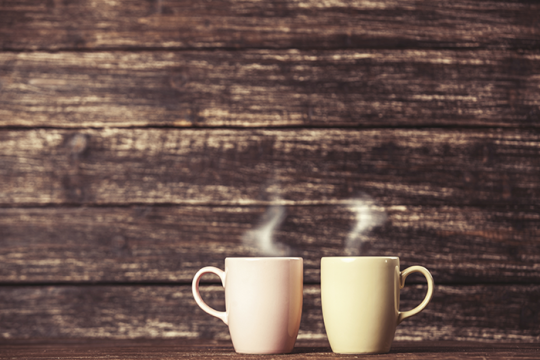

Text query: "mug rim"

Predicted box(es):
[322, 256, 399, 260]
[226, 257, 302, 260]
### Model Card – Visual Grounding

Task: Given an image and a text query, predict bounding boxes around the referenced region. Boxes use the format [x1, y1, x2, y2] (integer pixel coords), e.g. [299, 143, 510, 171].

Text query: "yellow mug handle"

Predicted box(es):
[397, 265, 434, 324]
[192, 266, 228, 325]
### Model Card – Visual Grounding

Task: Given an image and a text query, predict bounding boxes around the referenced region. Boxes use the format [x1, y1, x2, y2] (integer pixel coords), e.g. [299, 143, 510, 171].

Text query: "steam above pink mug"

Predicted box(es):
[192, 257, 303, 354]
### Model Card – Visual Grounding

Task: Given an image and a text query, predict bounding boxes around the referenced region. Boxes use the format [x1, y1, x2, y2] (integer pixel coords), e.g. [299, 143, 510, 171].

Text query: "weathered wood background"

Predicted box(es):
[0, 0, 539, 343]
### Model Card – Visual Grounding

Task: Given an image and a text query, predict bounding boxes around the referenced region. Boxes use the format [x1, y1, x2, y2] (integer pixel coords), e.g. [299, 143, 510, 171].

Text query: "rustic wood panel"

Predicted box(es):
[1, 129, 539, 206]
[0, 284, 538, 342]
[1, 1, 539, 51]
[1, 0, 539, 346]
[1, 340, 540, 360]
[1, 50, 539, 128]
[0, 205, 538, 284]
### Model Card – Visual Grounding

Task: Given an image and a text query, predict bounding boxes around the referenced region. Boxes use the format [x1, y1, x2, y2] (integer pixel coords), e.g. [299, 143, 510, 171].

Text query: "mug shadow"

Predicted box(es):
[288, 342, 527, 356]
[291, 347, 332, 354]
[390, 341, 538, 356]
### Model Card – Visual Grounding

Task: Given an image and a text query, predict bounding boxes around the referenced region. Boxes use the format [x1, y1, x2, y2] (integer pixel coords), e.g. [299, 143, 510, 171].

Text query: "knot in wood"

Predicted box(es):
[69, 134, 88, 155]
[111, 235, 127, 250]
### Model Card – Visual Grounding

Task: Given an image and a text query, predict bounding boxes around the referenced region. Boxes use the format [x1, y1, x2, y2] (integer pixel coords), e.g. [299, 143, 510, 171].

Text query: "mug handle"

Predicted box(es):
[192, 266, 228, 325]
[397, 265, 434, 324]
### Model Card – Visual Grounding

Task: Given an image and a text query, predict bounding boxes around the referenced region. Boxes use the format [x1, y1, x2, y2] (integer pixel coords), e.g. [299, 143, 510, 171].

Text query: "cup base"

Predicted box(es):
[234, 349, 294, 355]
[233, 341, 295, 355]
[330, 345, 391, 355]
[332, 350, 390, 355]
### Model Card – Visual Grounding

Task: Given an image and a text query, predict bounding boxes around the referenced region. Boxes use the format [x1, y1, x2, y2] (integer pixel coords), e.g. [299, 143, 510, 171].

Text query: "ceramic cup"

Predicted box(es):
[192, 257, 303, 354]
[321, 256, 434, 354]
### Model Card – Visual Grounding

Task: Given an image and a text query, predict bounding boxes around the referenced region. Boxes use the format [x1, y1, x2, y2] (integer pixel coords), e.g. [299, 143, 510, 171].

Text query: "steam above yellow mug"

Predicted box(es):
[321, 256, 434, 354]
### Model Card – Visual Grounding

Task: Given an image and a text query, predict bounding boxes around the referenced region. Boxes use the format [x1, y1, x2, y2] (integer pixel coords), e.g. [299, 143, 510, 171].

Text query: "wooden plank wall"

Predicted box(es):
[0, 0, 539, 343]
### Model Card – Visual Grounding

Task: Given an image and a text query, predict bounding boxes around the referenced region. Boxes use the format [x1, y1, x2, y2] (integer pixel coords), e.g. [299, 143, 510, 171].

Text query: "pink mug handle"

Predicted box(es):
[192, 266, 228, 325]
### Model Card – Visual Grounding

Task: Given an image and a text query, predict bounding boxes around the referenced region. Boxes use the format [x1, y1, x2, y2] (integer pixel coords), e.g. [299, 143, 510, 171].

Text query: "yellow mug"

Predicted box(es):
[321, 256, 434, 354]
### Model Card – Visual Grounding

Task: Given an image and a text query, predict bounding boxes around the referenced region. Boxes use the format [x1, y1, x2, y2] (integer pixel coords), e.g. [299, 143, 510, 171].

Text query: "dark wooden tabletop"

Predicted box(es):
[1, 340, 539, 359]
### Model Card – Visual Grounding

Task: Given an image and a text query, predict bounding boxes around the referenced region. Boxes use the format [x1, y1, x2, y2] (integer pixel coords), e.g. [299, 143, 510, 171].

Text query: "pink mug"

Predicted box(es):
[192, 257, 303, 354]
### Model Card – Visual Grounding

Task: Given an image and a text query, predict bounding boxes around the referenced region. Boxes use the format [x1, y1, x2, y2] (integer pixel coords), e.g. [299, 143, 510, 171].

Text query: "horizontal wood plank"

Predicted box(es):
[1, 1, 539, 51]
[1, 50, 539, 128]
[1, 340, 540, 360]
[0, 284, 538, 342]
[0, 128, 539, 207]
[0, 205, 538, 284]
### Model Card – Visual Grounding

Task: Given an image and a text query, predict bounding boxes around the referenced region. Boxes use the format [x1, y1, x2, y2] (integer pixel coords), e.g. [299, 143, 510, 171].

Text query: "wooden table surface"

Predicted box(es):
[0, 340, 538, 359]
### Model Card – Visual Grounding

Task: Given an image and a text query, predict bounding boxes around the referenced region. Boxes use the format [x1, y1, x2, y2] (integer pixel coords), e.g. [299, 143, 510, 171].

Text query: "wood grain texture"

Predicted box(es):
[1, 0, 539, 345]
[1, 128, 539, 206]
[1, 50, 539, 128]
[0, 205, 538, 284]
[1, 0, 539, 51]
[0, 284, 538, 342]
[0, 341, 539, 360]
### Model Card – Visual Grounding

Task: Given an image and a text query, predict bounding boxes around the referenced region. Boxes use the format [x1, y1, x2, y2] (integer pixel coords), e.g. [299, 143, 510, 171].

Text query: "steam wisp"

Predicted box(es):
[242, 195, 386, 256]
[344, 197, 387, 255]
[242, 204, 291, 256]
